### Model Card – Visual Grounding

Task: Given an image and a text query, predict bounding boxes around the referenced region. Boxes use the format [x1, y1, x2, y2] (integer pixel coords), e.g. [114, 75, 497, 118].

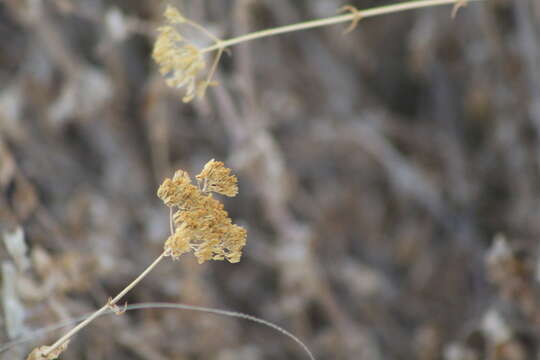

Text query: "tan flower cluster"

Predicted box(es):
[196, 159, 239, 196]
[156, 170, 199, 208]
[157, 160, 246, 263]
[152, 5, 208, 102]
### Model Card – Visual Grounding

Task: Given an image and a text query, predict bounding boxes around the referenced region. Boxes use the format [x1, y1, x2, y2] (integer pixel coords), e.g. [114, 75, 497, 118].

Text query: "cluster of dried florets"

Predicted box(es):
[152, 6, 206, 102]
[152, 6, 222, 103]
[157, 160, 246, 264]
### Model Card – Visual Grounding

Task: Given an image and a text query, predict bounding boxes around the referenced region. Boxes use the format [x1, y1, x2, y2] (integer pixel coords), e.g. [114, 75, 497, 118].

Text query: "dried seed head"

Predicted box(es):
[157, 170, 198, 208]
[221, 224, 247, 263]
[196, 159, 239, 197]
[158, 160, 247, 263]
[153, 6, 209, 102]
[164, 227, 191, 259]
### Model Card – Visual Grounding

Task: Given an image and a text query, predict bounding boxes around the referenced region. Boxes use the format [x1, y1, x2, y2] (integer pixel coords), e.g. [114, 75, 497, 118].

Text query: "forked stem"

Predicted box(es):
[201, 0, 483, 53]
[42, 251, 167, 358]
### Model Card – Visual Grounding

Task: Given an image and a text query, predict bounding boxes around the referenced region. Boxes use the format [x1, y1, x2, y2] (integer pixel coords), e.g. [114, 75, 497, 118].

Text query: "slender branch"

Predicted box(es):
[42, 251, 167, 357]
[201, 0, 484, 53]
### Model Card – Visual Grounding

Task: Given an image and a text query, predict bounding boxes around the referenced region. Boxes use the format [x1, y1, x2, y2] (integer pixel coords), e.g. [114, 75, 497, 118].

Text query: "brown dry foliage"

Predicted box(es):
[1, 1, 540, 360]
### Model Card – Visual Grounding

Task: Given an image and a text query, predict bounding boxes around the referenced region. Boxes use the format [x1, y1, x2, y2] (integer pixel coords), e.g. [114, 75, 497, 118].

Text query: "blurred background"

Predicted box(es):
[1, 0, 539, 359]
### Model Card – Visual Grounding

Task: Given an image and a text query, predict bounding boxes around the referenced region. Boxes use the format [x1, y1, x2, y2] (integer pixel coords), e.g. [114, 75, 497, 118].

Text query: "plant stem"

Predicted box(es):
[42, 251, 167, 357]
[201, 0, 483, 53]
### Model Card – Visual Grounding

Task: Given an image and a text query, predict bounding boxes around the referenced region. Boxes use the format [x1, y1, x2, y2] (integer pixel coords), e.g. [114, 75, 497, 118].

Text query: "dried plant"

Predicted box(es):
[158, 159, 246, 263]
[153, 0, 485, 102]
[152, 5, 225, 102]
[17, 302, 315, 360]
[27, 160, 246, 359]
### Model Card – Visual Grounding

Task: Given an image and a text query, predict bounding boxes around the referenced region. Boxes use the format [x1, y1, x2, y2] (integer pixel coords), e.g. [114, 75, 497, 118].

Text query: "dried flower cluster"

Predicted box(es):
[157, 160, 246, 263]
[152, 2, 471, 103]
[196, 159, 239, 196]
[152, 6, 210, 102]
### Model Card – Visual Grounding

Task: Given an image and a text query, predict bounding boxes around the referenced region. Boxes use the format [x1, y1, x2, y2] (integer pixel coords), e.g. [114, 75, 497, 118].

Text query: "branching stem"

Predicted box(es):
[201, 0, 483, 53]
[42, 251, 167, 357]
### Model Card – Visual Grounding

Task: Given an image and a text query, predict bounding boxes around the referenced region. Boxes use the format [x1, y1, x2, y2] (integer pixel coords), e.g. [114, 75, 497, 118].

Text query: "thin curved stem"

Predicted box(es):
[125, 303, 315, 360]
[42, 251, 167, 357]
[201, 0, 484, 53]
[12, 302, 315, 360]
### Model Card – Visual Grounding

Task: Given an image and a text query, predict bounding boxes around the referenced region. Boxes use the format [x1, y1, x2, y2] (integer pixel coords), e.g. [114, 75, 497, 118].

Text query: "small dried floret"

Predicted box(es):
[196, 159, 239, 197]
[156, 178, 176, 206]
[164, 5, 186, 24]
[158, 160, 246, 263]
[164, 228, 191, 259]
[222, 224, 247, 263]
[174, 196, 229, 231]
[157, 170, 199, 208]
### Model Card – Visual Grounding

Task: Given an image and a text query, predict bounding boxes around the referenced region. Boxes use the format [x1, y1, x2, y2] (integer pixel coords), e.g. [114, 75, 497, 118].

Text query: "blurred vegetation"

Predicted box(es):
[1, 0, 539, 359]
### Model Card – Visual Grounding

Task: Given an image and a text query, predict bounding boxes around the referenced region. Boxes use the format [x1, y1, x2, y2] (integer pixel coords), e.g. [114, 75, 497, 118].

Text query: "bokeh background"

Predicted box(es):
[1, 0, 539, 359]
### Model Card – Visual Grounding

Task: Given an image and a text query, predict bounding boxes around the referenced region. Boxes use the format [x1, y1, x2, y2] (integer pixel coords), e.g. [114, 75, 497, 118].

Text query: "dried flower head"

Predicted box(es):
[153, 5, 223, 103]
[196, 159, 239, 197]
[157, 170, 199, 208]
[158, 160, 246, 263]
[164, 226, 191, 258]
